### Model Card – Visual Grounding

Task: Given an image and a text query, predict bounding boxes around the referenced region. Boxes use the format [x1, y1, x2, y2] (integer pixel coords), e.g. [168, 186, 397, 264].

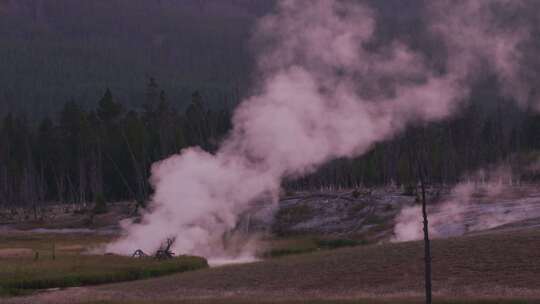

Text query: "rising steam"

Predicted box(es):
[392, 165, 540, 242]
[107, 0, 539, 260]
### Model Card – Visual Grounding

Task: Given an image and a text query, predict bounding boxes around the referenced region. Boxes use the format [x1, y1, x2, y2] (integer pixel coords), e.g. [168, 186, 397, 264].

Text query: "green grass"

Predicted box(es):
[315, 238, 366, 249]
[0, 255, 207, 293]
[261, 237, 365, 258]
[0, 233, 208, 295]
[259, 236, 318, 258]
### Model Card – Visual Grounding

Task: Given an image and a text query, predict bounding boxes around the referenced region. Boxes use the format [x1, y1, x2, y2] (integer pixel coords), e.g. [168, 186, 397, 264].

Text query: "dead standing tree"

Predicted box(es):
[407, 126, 432, 304]
[417, 154, 432, 304]
[155, 237, 176, 259]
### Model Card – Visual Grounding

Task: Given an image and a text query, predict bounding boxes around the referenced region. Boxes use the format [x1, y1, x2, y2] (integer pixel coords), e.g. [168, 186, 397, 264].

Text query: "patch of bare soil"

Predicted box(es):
[57, 245, 85, 252]
[0, 201, 134, 230]
[4, 228, 540, 304]
[0, 248, 33, 258]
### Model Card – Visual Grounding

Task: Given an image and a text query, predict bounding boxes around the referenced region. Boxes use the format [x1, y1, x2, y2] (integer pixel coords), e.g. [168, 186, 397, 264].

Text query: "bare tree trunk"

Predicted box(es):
[415, 126, 432, 304]
[66, 174, 76, 204]
[78, 157, 87, 204]
[419, 168, 432, 304]
[120, 127, 148, 205]
[52, 167, 66, 204]
[23, 144, 37, 207]
[35, 161, 48, 211]
[89, 145, 104, 201]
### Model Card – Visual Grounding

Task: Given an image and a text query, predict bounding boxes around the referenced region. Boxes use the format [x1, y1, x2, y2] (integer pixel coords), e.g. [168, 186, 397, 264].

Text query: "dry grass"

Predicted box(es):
[87, 300, 540, 304]
[0, 232, 113, 254]
[94, 229, 540, 300]
[0, 248, 34, 258]
[4, 229, 540, 303]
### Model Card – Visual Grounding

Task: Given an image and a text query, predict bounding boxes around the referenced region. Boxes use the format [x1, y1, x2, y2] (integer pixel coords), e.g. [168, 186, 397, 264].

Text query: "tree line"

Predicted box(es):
[2, 78, 540, 207]
[289, 77, 540, 190]
[0, 78, 232, 207]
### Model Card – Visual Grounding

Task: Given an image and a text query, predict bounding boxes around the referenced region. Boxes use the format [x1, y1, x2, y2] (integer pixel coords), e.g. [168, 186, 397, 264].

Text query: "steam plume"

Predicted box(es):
[107, 0, 537, 259]
[392, 165, 540, 242]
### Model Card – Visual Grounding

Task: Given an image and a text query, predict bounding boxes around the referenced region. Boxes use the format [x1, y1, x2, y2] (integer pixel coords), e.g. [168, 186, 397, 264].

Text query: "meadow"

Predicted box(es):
[3, 228, 540, 303]
[87, 299, 540, 304]
[0, 232, 208, 296]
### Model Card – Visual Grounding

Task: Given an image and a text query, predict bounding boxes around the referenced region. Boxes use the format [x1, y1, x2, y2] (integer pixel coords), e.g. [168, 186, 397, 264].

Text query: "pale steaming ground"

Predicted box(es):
[392, 182, 540, 242]
[207, 256, 259, 267]
[107, 0, 540, 261]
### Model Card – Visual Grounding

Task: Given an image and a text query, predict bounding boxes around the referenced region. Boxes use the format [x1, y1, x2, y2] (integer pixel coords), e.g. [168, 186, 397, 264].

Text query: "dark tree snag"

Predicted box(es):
[154, 237, 176, 260]
[414, 125, 432, 304]
[419, 167, 432, 304]
[407, 125, 433, 304]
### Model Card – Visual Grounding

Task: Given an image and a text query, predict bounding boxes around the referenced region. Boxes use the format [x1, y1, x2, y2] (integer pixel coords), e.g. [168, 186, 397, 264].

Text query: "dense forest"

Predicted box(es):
[2, 0, 540, 207]
[1, 76, 540, 207]
[0, 78, 234, 206]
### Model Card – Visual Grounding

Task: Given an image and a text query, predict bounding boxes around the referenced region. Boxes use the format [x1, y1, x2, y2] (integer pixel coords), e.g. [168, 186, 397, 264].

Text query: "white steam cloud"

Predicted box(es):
[392, 166, 540, 242]
[107, 0, 538, 259]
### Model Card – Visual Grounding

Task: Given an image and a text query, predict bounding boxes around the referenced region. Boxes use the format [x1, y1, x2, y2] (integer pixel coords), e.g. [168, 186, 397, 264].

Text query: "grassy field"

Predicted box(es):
[0, 231, 112, 253]
[260, 236, 366, 258]
[0, 232, 208, 296]
[3, 229, 540, 303]
[87, 299, 540, 304]
[0, 232, 362, 296]
[82, 229, 540, 302]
